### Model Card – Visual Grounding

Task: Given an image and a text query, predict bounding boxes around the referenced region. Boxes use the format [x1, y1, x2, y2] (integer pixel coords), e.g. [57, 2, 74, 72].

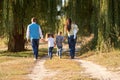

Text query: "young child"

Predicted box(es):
[45, 33, 55, 59]
[56, 32, 64, 58]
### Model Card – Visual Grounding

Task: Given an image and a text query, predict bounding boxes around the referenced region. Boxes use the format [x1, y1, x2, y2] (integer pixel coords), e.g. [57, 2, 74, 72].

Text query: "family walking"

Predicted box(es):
[26, 17, 79, 60]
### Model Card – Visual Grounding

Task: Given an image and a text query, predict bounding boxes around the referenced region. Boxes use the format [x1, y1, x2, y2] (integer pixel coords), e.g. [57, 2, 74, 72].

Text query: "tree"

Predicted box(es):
[3, 0, 58, 52]
[2, 0, 120, 52]
[3, 0, 25, 52]
[0, 0, 4, 36]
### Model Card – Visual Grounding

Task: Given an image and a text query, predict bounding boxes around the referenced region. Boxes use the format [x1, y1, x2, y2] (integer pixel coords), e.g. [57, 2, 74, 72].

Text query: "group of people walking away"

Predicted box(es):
[26, 17, 79, 60]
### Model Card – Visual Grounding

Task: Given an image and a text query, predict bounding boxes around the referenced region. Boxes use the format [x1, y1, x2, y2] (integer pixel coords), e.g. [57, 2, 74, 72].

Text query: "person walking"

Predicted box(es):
[26, 17, 43, 60]
[44, 33, 55, 59]
[56, 31, 64, 58]
[65, 18, 79, 59]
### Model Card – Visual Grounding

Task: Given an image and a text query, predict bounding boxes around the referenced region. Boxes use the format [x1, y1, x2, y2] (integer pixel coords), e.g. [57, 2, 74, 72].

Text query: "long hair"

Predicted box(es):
[46, 33, 54, 38]
[66, 18, 72, 32]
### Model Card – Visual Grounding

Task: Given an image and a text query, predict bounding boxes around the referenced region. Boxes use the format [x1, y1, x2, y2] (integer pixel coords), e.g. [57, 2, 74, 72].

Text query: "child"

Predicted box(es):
[45, 33, 55, 59]
[56, 32, 64, 58]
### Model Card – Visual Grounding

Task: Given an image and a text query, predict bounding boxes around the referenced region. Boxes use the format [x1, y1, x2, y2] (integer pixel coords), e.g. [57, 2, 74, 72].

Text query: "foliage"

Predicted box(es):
[1, 0, 120, 52]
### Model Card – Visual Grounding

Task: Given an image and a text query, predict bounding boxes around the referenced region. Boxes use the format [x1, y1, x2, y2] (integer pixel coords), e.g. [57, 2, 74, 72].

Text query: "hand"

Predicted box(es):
[27, 39, 30, 43]
[74, 35, 76, 39]
[54, 44, 56, 47]
[40, 38, 44, 42]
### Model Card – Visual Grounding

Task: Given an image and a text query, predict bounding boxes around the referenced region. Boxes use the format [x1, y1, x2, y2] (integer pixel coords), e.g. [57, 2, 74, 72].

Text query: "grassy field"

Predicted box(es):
[0, 49, 96, 80]
[0, 50, 46, 80]
[1, 37, 119, 80]
[0, 57, 33, 80]
[81, 50, 120, 71]
[44, 56, 96, 80]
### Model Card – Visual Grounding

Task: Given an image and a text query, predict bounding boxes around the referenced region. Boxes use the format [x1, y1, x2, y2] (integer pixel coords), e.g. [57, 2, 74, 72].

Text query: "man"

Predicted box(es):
[26, 17, 43, 60]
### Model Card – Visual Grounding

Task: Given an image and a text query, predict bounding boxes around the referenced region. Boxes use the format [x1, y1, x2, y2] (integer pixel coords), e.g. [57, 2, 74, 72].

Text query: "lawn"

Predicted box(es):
[0, 50, 46, 80]
[0, 56, 34, 80]
[81, 50, 120, 71]
[44, 56, 96, 80]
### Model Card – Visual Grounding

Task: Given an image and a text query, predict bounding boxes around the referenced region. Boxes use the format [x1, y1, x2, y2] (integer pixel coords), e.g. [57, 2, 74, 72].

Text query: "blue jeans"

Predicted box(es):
[57, 46, 62, 58]
[68, 35, 76, 59]
[48, 47, 53, 59]
[31, 39, 39, 59]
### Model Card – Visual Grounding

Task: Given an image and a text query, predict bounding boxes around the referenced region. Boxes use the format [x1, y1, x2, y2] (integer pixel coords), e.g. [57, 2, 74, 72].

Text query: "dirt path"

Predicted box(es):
[76, 59, 120, 80]
[28, 57, 58, 80]
[27, 43, 120, 80]
[28, 56, 120, 80]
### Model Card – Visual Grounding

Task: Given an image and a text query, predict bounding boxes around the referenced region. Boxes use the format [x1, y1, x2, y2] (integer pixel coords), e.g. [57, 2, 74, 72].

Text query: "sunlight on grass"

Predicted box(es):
[0, 57, 34, 80]
[45, 57, 81, 71]
[0, 38, 7, 48]
[0, 49, 48, 80]
[0, 56, 16, 63]
[44, 57, 96, 80]
[0, 50, 38, 80]
[0, 49, 47, 58]
[84, 50, 120, 71]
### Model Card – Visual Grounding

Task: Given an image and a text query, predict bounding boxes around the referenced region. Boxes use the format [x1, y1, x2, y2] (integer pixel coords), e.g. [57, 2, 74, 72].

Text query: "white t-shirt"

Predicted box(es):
[48, 37, 54, 47]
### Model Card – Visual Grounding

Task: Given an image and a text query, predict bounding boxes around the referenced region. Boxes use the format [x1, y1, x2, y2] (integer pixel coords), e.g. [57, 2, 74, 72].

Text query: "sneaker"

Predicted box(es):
[59, 56, 62, 59]
[50, 57, 52, 60]
[71, 56, 74, 59]
[33, 58, 37, 61]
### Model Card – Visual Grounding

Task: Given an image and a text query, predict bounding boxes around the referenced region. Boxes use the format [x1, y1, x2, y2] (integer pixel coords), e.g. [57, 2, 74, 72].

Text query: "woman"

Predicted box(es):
[65, 18, 79, 59]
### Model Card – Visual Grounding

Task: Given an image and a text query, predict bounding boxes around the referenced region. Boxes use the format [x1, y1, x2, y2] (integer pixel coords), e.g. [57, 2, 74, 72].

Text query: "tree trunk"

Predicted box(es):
[5, 0, 25, 52]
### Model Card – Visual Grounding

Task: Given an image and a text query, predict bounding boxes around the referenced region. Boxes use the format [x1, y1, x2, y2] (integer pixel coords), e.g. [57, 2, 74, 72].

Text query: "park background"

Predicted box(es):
[0, 0, 120, 80]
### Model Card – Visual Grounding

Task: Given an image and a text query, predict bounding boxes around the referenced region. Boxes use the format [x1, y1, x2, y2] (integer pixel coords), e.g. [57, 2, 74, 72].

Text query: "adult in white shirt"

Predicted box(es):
[26, 17, 43, 60]
[65, 18, 79, 59]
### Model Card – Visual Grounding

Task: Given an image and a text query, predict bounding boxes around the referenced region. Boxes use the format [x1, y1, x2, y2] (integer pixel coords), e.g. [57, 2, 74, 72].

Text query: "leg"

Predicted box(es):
[56, 47, 59, 56]
[48, 47, 51, 58]
[48, 47, 53, 59]
[35, 39, 39, 59]
[68, 35, 75, 59]
[59, 46, 62, 58]
[68, 36, 72, 58]
[31, 39, 39, 59]
[71, 36, 77, 59]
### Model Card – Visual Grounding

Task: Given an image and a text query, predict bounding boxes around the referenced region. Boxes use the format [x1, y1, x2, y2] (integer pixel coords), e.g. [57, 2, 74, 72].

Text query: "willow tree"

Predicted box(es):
[96, 0, 120, 52]
[3, 0, 58, 52]
[63, 0, 93, 35]
[47, 0, 57, 33]
[110, 0, 120, 48]
[2, 0, 120, 52]
[0, 0, 4, 36]
[3, 0, 25, 52]
[63, 0, 120, 52]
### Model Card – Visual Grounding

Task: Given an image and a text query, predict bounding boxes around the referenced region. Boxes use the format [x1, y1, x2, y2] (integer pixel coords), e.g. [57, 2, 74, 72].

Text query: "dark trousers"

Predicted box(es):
[48, 47, 53, 59]
[31, 39, 39, 59]
[68, 35, 76, 59]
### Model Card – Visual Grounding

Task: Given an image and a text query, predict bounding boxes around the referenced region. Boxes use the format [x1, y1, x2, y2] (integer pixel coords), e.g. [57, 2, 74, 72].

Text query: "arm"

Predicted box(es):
[26, 25, 30, 41]
[74, 24, 79, 39]
[39, 26, 43, 39]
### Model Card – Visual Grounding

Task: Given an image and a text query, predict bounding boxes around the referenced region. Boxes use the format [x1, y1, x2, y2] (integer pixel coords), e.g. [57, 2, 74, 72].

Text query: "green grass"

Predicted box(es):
[0, 48, 48, 58]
